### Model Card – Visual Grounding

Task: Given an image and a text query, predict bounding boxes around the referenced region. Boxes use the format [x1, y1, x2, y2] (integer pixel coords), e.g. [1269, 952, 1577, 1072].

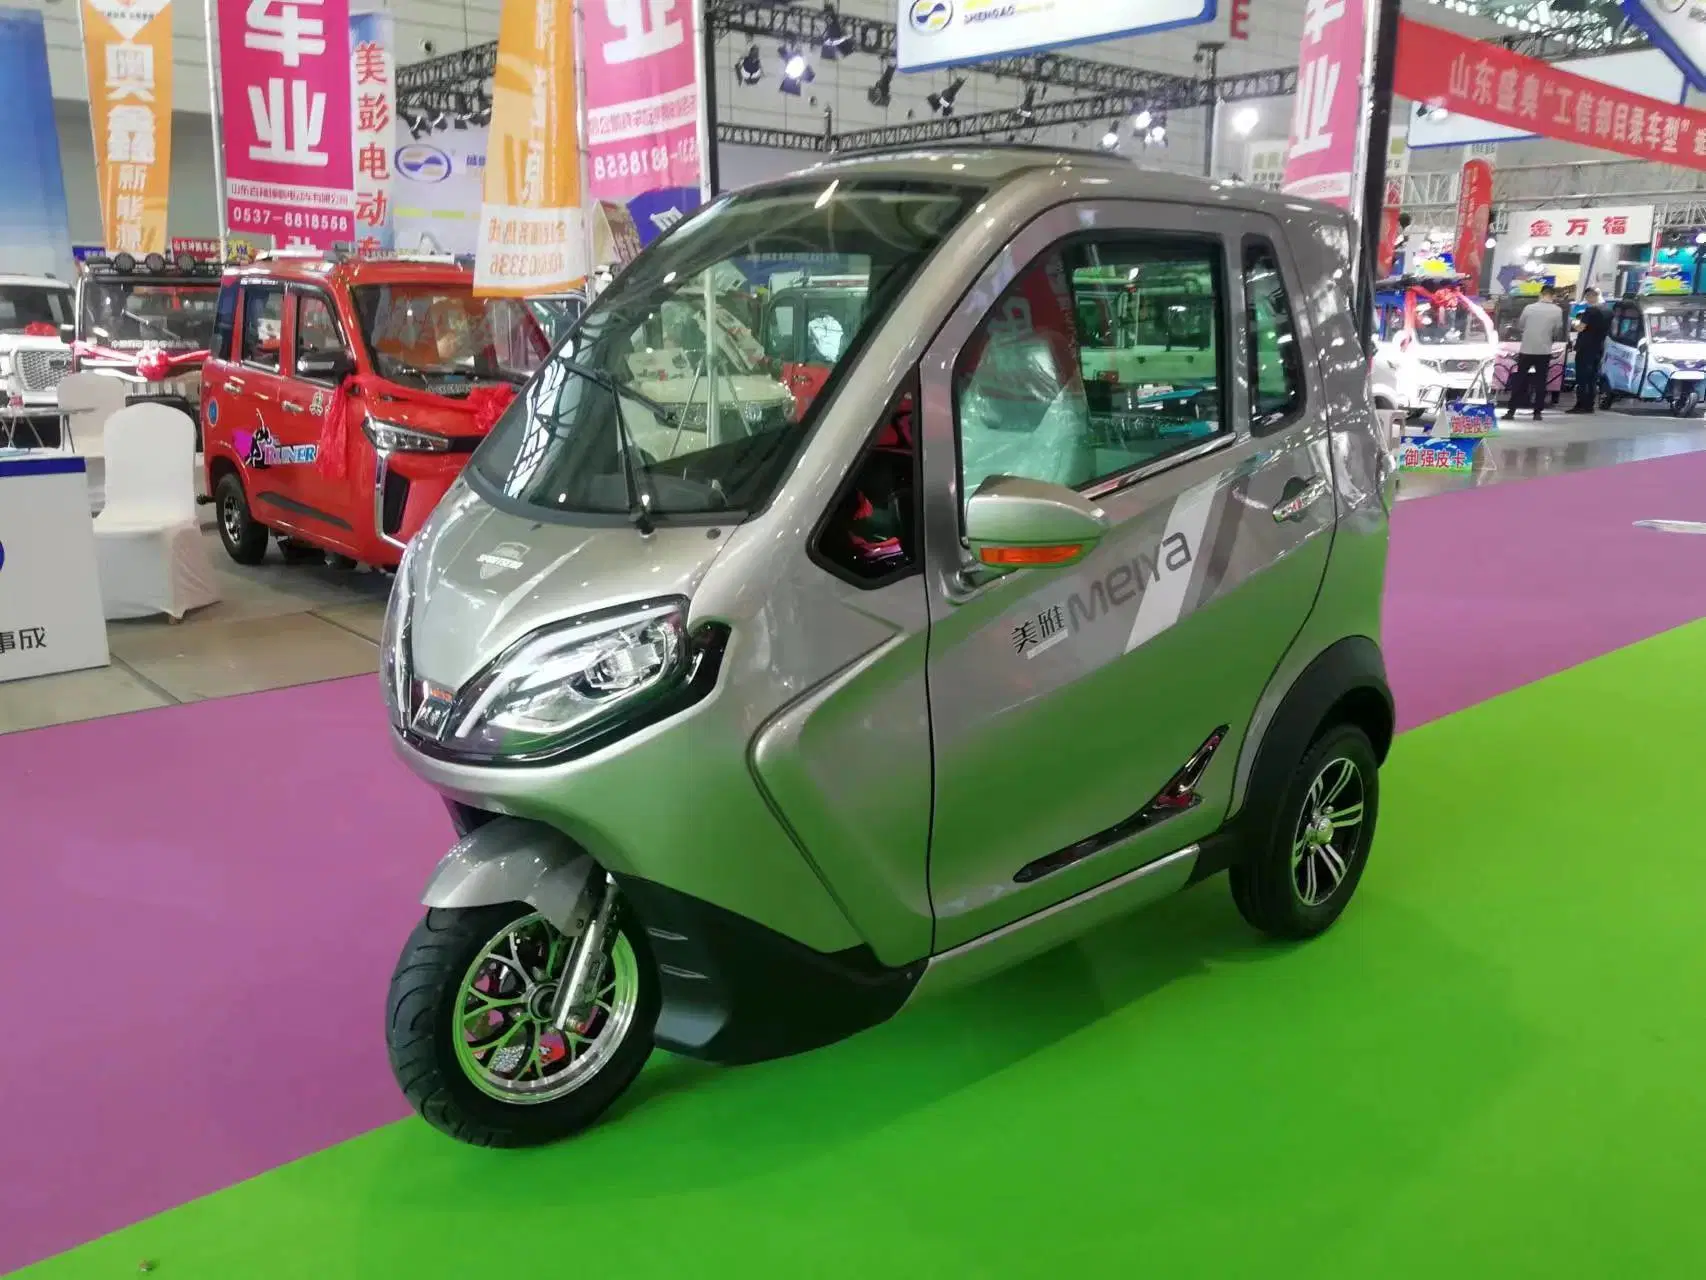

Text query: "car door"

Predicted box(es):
[921, 202, 1338, 950]
[280, 285, 360, 538]
[223, 281, 314, 534]
[1604, 302, 1641, 395]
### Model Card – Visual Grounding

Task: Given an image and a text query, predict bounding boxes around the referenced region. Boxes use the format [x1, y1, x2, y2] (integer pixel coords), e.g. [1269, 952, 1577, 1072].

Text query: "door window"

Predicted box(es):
[953, 238, 1226, 503]
[814, 387, 919, 586]
[1244, 240, 1306, 432]
[292, 290, 346, 379]
[210, 282, 238, 361]
[1611, 306, 1642, 345]
[240, 284, 285, 371]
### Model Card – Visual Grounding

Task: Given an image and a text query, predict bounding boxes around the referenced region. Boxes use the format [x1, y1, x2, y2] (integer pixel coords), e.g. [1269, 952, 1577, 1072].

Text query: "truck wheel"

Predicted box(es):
[1230, 724, 1379, 940]
[386, 899, 658, 1147]
[214, 472, 270, 565]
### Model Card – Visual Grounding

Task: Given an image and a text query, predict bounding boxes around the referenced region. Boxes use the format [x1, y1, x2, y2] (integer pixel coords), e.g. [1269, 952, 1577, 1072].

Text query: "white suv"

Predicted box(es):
[0, 273, 75, 446]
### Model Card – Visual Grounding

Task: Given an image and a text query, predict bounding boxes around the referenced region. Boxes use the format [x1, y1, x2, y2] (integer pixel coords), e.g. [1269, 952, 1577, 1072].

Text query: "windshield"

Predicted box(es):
[1644, 304, 1706, 342]
[353, 284, 549, 394]
[0, 284, 72, 335]
[1411, 299, 1492, 346]
[469, 178, 984, 519]
[78, 279, 219, 349]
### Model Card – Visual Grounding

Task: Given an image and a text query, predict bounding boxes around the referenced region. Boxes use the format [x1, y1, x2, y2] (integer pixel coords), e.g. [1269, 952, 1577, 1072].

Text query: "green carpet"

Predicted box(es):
[26, 623, 1706, 1277]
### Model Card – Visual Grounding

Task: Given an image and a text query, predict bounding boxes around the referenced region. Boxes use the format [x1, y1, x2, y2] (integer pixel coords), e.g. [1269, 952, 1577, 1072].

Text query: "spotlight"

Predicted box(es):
[779, 45, 815, 96]
[469, 94, 492, 127]
[1145, 116, 1168, 146]
[737, 43, 763, 85]
[1014, 84, 1036, 124]
[820, 4, 852, 60]
[1428, 105, 1450, 121]
[868, 61, 896, 108]
[407, 110, 432, 139]
[1100, 121, 1120, 150]
[1132, 108, 1153, 132]
[1694, 230, 1706, 245]
[927, 76, 965, 117]
[1485, 235, 1497, 249]
[1232, 106, 1259, 136]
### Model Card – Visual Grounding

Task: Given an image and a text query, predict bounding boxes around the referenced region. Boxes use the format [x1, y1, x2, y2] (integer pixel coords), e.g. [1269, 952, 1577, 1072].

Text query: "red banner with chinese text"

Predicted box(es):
[1453, 158, 1493, 289]
[1396, 17, 1706, 171]
[1281, 0, 1368, 206]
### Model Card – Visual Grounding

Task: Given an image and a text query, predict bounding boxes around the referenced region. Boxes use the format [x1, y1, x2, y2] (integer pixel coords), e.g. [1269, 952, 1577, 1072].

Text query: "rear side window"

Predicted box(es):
[210, 281, 238, 360]
[1244, 240, 1306, 432]
[240, 284, 284, 371]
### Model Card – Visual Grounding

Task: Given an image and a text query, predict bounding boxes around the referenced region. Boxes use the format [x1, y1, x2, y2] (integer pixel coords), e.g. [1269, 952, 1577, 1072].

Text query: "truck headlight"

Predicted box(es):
[440, 599, 691, 759]
[364, 418, 451, 452]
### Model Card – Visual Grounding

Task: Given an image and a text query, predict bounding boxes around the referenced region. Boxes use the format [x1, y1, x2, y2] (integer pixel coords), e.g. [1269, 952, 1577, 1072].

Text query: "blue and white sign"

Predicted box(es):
[1621, 0, 1706, 93]
[896, 0, 1215, 73]
[0, 454, 109, 684]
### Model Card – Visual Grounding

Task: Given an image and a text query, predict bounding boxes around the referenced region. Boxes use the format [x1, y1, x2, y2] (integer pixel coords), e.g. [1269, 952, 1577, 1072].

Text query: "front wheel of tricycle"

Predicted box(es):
[1671, 389, 1700, 418]
[386, 898, 659, 1147]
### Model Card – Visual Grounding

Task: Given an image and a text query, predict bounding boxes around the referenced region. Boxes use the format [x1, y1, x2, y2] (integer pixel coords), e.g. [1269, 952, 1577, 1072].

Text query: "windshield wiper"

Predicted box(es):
[557, 358, 665, 535]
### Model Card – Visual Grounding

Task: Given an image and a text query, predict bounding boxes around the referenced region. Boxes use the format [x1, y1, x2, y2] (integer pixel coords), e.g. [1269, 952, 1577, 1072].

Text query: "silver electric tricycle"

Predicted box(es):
[382, 147, 1397, 1146]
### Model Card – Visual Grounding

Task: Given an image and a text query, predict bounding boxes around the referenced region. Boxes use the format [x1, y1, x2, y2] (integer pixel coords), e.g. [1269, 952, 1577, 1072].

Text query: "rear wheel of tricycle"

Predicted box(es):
[386, 897, 658, 1147]
[214, 472, 269, 565]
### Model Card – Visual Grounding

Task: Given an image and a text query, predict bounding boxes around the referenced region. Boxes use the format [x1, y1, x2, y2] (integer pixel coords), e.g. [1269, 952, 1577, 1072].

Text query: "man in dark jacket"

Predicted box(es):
[1570, 287, 1610, 413]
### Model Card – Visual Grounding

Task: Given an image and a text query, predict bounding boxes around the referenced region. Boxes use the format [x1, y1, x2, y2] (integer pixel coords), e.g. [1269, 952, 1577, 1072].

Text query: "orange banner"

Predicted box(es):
[474, 0, 584, 296]
[80, 0, 173, 254]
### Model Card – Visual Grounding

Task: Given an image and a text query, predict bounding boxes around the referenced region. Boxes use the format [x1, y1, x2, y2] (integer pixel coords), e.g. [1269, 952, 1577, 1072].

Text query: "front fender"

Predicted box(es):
[421, 816, 595, 934]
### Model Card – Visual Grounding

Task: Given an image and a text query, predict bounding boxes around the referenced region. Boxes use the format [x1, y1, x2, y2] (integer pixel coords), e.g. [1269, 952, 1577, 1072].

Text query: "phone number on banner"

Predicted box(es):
[485, 250, 568, 281]
[592, 139, 698, 184]
[230, 206, 354, 234]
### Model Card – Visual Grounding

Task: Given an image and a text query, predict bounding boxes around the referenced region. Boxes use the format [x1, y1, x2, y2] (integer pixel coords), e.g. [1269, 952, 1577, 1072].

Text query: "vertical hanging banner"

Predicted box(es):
[475, 0, 582, 295]
[217, 0, 355, 248]
[1453, 157, 1493, 289]
[80, 0, 173, 254]
[0, 9, 75, 279]
[1281, 0, 1370, 206]
[349, 9, 395, 255]
[581, 0, 704, 248]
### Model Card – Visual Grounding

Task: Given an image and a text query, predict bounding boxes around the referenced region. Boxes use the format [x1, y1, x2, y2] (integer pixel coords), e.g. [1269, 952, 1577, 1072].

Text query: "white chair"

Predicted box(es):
[92, 403, 220, 620]
[57, 371, 128, 512]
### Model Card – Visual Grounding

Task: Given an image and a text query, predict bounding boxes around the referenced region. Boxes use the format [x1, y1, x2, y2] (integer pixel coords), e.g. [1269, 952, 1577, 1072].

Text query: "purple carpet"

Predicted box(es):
[3, 450, 1706, 1273]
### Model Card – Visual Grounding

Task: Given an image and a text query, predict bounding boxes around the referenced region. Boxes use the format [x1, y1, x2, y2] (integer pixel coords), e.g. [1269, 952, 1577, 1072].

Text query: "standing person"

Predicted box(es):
[1503, 285, 1565, 421]
[1569, 287, 1610, 414]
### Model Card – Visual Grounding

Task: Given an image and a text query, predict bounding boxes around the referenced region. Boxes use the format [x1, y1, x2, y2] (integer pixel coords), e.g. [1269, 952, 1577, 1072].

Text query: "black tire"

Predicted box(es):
[277, 538, 325, 565]
[1671, 390, 1699, 418]
[214, 471, 269, 565]
[387, 900, 658, 1148]
[1598, 379, 1616, 411]
[1229, 724, 1379, 940]
[327, 553, 358, 571]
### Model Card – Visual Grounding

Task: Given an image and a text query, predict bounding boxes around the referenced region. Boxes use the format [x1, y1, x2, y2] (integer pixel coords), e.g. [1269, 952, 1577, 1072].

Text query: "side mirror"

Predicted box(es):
[58, 324, 75, 344]
[964, 475, 1108, 574]
[296, 350, 352, 382]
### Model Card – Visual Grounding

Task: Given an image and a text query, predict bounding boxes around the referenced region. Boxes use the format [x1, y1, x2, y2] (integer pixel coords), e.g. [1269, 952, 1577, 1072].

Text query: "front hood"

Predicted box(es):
[1651, 341, 1706, 366]
[406, 482, 731, 691]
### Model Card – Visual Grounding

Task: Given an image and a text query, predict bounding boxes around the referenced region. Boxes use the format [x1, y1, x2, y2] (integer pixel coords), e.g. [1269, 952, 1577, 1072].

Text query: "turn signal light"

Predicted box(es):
[977, 544, 1085, 567]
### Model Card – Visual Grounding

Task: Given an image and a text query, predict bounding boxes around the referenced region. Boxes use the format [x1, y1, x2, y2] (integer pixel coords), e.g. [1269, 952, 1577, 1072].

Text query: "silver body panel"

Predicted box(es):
[393, 149, 1391, 977]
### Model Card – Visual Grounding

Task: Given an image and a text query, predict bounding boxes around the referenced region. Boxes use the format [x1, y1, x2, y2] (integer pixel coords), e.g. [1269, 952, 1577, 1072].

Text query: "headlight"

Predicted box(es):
[435, 599, 690, 759]
[380, 539, 418, 730]
[1416, 358, 1442, 372]
[364, 418, 451, 452]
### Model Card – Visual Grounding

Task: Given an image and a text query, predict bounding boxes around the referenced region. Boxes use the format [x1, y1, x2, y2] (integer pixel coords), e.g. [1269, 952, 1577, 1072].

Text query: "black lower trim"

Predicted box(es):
[613, 875, 923, 1064]
[256, 489, 354, 530]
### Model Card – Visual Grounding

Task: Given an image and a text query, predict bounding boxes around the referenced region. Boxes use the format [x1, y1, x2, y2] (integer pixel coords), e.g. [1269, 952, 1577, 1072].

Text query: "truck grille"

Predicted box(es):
[1441, 358, 1481, 374]
[13, 349, 72, 392]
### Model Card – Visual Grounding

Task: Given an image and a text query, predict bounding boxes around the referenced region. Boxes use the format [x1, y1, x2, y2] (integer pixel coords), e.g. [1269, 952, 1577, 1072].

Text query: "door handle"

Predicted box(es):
[223, 380, 244, 393]
[281, 401, 304, 414]
[1272, 475, 1328, 523]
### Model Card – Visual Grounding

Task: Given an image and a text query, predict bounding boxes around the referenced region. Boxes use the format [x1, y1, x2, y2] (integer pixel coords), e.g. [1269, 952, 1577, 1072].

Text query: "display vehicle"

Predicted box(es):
[0, 274, 74, 447]
[200, 252, 550, 568]
[73, 251, 221, 433]
[378, 149, 1397, 1147]
[1373, 276, 1496, 416]
[1490, 293, 1566, 404]
[1599, 294, 1706, 416]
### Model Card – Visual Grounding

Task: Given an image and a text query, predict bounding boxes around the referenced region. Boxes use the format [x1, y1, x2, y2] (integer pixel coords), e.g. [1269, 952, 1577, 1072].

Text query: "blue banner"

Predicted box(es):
[0, 9, 74, 280]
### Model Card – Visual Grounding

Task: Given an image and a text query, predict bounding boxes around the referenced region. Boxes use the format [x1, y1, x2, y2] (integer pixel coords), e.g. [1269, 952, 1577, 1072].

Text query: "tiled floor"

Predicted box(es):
[7, 406, 1706, 736]
[0, 531, 391, 735]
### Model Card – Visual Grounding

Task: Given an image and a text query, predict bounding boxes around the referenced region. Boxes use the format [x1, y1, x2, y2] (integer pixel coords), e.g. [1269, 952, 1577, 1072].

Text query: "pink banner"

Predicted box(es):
[1281, 0, 1369, 207]
[580, 0, 703, 201]
[217, 0, 354, 247]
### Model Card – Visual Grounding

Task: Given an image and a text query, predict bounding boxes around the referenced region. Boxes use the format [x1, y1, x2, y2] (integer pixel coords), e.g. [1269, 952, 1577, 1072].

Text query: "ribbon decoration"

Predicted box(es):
[314, 377, 519, 480]
[1399, 284, 1495, 352]
[73, 341, 209, 381]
